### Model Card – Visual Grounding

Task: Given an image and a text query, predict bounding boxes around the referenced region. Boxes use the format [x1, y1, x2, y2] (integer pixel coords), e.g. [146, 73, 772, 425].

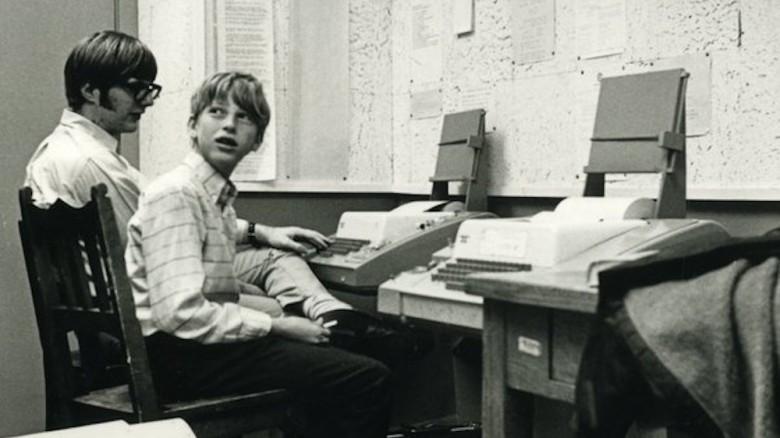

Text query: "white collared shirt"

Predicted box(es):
[24, 109, 145, 247]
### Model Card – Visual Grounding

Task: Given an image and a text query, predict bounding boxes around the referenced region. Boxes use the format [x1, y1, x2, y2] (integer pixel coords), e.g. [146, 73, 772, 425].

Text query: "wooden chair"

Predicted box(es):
[18, 184, 291, 437]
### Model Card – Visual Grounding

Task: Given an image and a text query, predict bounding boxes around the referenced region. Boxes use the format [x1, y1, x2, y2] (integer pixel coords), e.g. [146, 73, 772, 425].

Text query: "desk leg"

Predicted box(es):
[483, 301, 534, 438]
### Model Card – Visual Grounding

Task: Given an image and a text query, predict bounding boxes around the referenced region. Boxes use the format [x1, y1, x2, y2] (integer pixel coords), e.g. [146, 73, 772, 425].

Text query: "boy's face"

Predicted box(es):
[188, 96, 261, 177]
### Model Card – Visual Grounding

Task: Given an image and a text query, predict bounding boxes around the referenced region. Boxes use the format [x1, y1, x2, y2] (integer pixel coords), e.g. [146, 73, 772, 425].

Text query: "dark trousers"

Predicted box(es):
[146, 332, 392, 438]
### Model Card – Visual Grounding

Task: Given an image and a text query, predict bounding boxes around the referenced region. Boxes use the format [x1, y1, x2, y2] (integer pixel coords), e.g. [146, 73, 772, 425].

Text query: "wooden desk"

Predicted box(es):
[465, 270, 598, 438]
[378, 271, 484, 331]
[377, 272, 487, 423]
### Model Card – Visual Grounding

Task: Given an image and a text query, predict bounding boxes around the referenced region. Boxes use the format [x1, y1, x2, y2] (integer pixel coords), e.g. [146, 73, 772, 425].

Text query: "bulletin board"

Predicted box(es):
[378, 0, 780, 200]
[139, 0, 780, 199]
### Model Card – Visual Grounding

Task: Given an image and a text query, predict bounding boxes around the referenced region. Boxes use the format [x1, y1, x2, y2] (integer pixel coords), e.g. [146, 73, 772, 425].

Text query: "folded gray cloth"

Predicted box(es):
[598, 237, 780, 438]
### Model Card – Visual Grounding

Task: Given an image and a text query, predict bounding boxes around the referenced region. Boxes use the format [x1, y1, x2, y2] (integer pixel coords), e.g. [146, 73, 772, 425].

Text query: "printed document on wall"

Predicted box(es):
[409, 0, 443, 119]
[453, 0, 474, 35]
[409, 0, 442, 84]
[511, 0, 556, 65]
[211, 0, 276, 181]
[575, 0, 626, 59]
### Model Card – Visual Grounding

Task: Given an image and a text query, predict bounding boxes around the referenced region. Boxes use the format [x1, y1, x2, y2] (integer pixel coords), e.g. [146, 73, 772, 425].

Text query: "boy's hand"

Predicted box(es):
[270, 316, 331, 344]
[265, 226, 333, 256]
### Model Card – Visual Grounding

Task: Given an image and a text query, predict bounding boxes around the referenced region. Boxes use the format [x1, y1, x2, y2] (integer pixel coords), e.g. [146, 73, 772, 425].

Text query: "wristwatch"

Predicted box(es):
[248, 222, 260, 246]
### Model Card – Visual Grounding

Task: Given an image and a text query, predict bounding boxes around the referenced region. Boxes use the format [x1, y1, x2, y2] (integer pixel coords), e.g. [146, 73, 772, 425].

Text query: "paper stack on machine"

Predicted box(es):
[547, 196, 656, 221]
[378, 197, 731, 328]
[307, 200, 495, 293]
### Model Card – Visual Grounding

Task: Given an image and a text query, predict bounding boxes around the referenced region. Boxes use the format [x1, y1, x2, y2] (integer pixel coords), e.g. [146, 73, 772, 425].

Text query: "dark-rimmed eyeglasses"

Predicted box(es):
[122, 78, 162, 102]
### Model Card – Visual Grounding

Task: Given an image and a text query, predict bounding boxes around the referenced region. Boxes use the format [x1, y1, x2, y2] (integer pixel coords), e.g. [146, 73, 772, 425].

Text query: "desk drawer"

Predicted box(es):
[503, 304, 593, 403]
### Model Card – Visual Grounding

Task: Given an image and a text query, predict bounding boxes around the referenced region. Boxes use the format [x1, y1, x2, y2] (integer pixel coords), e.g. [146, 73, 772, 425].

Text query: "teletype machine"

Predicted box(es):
[307, 109, 495, 298]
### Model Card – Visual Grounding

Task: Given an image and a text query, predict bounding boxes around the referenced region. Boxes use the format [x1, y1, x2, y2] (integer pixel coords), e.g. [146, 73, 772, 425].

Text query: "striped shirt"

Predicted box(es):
[24, 109, 145, 248]
[126, 153, 272, 343]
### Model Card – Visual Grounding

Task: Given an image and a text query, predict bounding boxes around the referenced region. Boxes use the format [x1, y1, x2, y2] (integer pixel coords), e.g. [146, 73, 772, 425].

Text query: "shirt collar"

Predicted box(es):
[182, 152, 237, 209]
[60, 109, 119, 153]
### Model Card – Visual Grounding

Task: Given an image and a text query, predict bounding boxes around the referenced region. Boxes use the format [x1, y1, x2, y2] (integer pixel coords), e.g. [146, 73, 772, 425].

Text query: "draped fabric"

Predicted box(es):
[582, 237, 780, 438]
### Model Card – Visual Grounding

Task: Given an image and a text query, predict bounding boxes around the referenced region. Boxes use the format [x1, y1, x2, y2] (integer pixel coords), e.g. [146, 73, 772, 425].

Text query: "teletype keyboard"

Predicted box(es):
[308, 200, 495, 293]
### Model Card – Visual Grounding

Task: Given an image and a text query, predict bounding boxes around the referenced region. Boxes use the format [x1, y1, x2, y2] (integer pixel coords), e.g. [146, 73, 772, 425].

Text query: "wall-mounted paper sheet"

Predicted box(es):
[511, 0, 556, 64]
[410, 88, 443, 119]
[575, 0, 626, 59]
[210, 0, 276, 181]
[410, 0, 443, 85]
[453, 0, 474, 35]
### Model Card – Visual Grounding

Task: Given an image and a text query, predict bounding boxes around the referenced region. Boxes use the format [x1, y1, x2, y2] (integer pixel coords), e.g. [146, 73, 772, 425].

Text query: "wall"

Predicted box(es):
[386, 0, 780, 199]
[141, 0, 780, 200]
[136, 0, 206, 180]
[137, 0, 392, 192]
[0, 1, 137, 435]
[233, 193, 398, 232]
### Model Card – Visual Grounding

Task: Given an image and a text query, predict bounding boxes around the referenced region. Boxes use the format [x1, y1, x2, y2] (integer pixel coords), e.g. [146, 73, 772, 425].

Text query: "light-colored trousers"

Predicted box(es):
[233, 244, 351, 318]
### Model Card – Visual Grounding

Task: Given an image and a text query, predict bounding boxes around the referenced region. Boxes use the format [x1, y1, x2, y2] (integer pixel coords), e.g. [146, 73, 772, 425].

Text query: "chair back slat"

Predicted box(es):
[50, 237, 80, 309]
[66, 235, 96, 310]
[82, 232, 112, 312]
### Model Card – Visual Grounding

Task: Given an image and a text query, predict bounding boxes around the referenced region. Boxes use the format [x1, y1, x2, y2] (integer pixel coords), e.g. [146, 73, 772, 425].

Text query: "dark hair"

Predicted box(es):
[64, 30, 157, 109]
[190, 71, 272, 142]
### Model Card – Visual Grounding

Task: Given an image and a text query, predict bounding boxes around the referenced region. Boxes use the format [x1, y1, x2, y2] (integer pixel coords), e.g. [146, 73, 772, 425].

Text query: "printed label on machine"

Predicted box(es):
[480, 229, 527, 259]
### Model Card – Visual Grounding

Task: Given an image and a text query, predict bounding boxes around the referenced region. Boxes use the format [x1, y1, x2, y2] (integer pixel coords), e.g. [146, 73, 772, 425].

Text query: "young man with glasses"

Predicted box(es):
[25, 30, 160, 242]
[23, 30, 163, 390]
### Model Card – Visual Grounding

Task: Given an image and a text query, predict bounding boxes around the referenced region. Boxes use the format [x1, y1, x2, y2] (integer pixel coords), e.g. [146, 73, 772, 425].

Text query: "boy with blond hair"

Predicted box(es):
[126, 71, 391, 438]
